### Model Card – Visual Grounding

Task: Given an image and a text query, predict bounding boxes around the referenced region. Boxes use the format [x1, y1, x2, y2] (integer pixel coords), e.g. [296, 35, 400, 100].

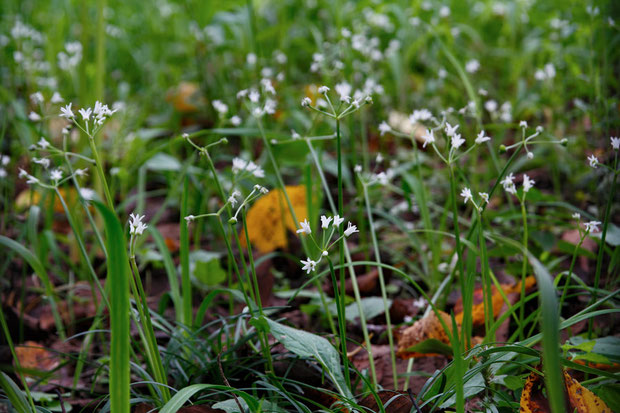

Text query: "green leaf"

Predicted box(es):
[189, 250, 226, 286]
[404, 338, 454, 357]
[265, 317, 353, 400]
[331, 296, 390, 322]
[93, 202, 131, 413]
[0, 372, 32, 413]
[159, 384, 257, 413]
[591, 223, 620, 246]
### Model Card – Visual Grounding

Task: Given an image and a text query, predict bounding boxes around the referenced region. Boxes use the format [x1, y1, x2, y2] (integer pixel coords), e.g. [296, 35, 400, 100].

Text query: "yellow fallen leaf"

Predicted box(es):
[15, 188, 80, 212]
[564, 370, 611, 413]
[241, 185, 308, 253]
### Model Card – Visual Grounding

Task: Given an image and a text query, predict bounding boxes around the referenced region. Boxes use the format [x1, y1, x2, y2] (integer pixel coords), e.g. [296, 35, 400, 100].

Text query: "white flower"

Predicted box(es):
[501, 173, 517, 195]
[321, 215, 333, 229]
[300, 258, 317, 274]
[185, 215, 195, 222]
[527, 151, 534, 160]
[335, 82, 352, 102]
[572, 213, 580, 220]
[19, 168, 39, 185]
[248, 89, 260, 103]
[296, 219, 312, 235]
[60, 103, 74, 119]
[75, 168, 88, 177]
[484, 100, 498, 113]
[588, 154, 598, 168]
[79, 188, 96, 201]
[421, 129, 435, 148]
[230, 115, 241, 126]
[78, 107, 92, 121]
[50, 169, 63, 181]
[129, 213, 148, 235]
[212, 100, 228, 115]
[376, 172, 389, 185]
[444, 122, 459, 137]
[0, 168, 7, 178]
[33, 157, 50, 169]
[451, 134, 465, 149]
[460, 187, 472, 204]
[344, 222, 359, 237]
[519, 120, 528, 128]
[584, 221, 601, 233]
[261, 78, 276, 95]
[318, 85, 330, 94]
[30, 92, 44, 103]
[28, 112, 41, 122]
[439, 5, 450, 17]
[246, 53, 257, 66]
[379, 121, 391, 136]
[479, 192, 489, 203]
[522, 174, 534, 192]
[37, 137, 50, 149]
[354, 164, 362, 173]
[236, 89, 248, 99]
[301, 97, 312, 107]
[465, 59, 480, 73]
[413, 297, 427, 309]
[51, 92, 64, 104]
[228, 190, 240, 207]
[0, 154, 9, 165]
[409, 109, 432, 123]
[333, 215, 345, 227]
[610, 137, 620, 150]
[475, 130, 490, 144]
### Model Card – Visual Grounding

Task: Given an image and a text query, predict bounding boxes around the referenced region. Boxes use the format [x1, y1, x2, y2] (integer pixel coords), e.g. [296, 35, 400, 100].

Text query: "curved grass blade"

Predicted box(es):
[93, 202, 130, 413]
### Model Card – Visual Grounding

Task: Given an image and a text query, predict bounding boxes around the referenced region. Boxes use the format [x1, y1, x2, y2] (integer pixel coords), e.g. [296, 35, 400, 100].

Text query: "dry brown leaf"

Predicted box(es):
[396, 310, 457, 358]
[14, 341, 59, 377]
[241, 185, 308, 253]
[166, 82, 203, 113]
[564, 370, 612, 412]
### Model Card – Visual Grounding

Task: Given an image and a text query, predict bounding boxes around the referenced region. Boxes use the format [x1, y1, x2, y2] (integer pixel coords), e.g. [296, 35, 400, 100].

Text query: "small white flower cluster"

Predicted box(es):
[587, 137, 620, 170]
[583, 221, 601, 233]
[232, 157, 265, 178]
[298, 215, 358, 274]
[465, 59, 480, 74]
[129, 213, 148, 236]
[237, 79, 277, 118]
[302, 82, 374, 118]
[460, 187, 489, 212]
[534, 63, 556, 81]
[500, 173, 535, 197]
[227, 184, 269, 224]
[60, 100, 118, 128]
[484, 100, 512, 122]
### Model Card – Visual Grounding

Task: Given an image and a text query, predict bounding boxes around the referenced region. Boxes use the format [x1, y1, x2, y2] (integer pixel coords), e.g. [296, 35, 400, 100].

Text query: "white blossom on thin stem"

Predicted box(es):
[409, 109, 432, 123]
[230, 115, 241, 126]
[33, 157, 50, 169]
[37, 137, 50, 149]
[519, 120, 528, 128]
[28, 112, 41, 122]
[460, 187, 473, 204]
[584, 221, 601, 233]
[212, 100, 228, 115]
[50, 169, 63, 181]
[185, 215, 195, 223]
[333, 215, 345, 227]
[522, 174, 535, 192]
[79, 107, 92, 121]
[300, 258, 317, 274]
[610, 137, 619, 151]
[444, 122, 459, 137]
[451, 134, 465, 149]
[465, 59, 480, 73]
[301, 97, 311, 107]
[500, 173, 517, 195]
[321, 215, 333, 229]
[296, 219, 312, 235]
[129, 213, 148, 235]
[587, 154, 598, 168]
[318, 85, 330, 94]
[572, 213, 580, 220]
[51, 92, 64, 104]
[479, 192, 489, 204]
[379, 121, 391, 136]
[344, 222, 359, 237]
[422, 129, 435, 148]
[475, 130, 490, 144]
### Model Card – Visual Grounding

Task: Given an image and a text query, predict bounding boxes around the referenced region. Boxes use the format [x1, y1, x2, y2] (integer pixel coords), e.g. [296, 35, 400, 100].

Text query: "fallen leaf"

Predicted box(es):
[166, 82, 203, 113]
[14, 341, 59, 377]
[519, 368, 612, 413]
[397, 310, 457, 358]
[241, 185, 308, 253]
[564, 370, 612, 412]
[455, 276, 536, 327]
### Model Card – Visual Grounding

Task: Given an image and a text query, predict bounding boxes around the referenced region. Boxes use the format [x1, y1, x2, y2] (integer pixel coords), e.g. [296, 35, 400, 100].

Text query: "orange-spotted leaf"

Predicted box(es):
[564, 370, 611, 412]
[241, 185, 308, 253]
[520, 370, 549, 413]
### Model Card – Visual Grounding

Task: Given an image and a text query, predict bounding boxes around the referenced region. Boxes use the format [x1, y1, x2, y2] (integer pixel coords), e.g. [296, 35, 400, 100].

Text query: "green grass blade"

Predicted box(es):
[0, 235, 65, 339]
[180, 176, 192, 327]
[529, 255, 566, 413]
[94, 202, 130, 413]
[0, 372, 32, 413]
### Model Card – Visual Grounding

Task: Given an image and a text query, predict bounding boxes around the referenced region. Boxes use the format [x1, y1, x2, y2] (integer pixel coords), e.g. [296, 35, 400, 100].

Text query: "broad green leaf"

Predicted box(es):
[189, 250, 226, 286]
[265, 318, 353, 400]
[0, 372, 32, 413]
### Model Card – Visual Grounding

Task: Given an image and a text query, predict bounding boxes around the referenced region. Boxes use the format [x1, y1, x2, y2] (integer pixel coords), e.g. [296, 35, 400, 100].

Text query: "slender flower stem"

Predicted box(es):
[519, 199, 528, 341]
[558, 235, 586, 311]
[448, 165, 470, 351]
[328, 260, 351, 390]
[88, 136, 114, 209]
[588, 153, 618, 338]
[477, 210, 494, 343]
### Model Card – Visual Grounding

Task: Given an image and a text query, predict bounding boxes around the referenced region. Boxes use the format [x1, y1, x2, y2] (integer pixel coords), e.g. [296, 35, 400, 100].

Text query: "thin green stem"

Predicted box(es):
[558, 235, 585, 312]
[519, 199, 528, 341]
[327, 260, 351, 391]
[88, 136, 114, 209]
